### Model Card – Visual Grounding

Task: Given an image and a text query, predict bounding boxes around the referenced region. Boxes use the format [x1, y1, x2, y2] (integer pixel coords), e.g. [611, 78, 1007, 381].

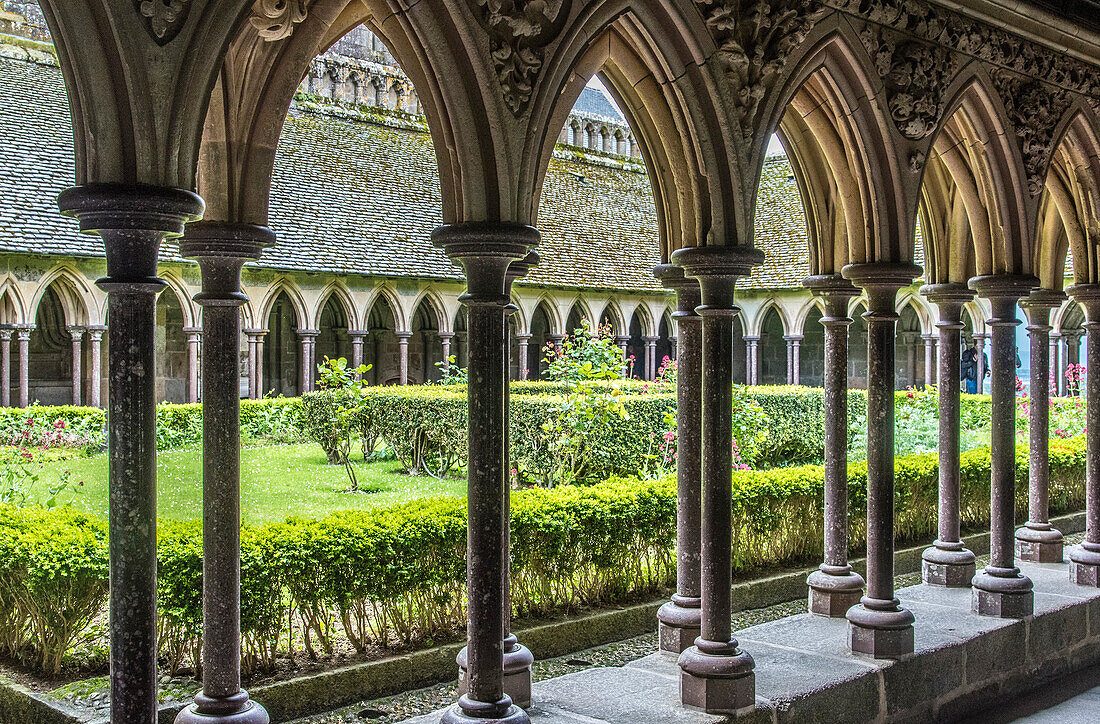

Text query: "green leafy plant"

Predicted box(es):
[435, 356, 468, 385]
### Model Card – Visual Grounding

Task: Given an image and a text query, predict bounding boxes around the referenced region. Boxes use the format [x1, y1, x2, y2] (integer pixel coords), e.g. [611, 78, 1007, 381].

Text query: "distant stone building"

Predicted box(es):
[0, 5, 1082, 407]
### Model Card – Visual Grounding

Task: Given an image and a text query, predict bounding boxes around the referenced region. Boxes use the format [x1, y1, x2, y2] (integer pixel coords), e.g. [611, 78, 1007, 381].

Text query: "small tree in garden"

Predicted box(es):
[538, 320, 628, 485]
[304, 357, 371, 491]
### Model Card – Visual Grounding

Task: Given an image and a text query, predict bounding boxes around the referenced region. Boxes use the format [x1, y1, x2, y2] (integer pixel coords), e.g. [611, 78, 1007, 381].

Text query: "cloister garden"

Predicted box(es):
[0, 318, 1091, 719]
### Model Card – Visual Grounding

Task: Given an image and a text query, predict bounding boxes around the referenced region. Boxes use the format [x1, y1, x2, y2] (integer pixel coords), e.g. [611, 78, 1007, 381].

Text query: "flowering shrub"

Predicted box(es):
[1066, 363, 1085, 396]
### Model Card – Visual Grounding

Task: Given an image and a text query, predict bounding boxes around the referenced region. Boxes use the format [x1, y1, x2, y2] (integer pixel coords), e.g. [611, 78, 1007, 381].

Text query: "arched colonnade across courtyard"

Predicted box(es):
[30, 0, 1100, 722]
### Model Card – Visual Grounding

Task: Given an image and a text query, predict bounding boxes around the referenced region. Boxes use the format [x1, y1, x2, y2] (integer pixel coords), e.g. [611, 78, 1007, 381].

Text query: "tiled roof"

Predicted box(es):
[0, 48, 861, 294]
[572, 86, 624, 123]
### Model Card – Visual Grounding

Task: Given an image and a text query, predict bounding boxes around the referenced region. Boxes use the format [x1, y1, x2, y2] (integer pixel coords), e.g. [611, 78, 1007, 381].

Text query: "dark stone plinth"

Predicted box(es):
[457, 637, 534, 709]
[846, 601, 916, 659]
[678, 644, 755, 714]
[658, 598, 702, 654]
[175, 692, 268, 723]
[1069, 545, 1100, 587]
[806, 567, 864, 617]
[440, 695, 529, 724]
[1016, 525, 1065, 563]
[972, 568, 1034, 618]
[922, 544, 977, 587]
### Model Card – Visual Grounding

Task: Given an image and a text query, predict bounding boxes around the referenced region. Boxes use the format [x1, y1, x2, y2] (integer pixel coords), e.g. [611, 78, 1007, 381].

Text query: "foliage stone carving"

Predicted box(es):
[135, 0, 191, 45]
[250, 0, 312, 42]
[468, 0, 572, 116]
[991, 69, 1071, 196]
[860, 25, 957, 140]
[695, 0, 827, 137]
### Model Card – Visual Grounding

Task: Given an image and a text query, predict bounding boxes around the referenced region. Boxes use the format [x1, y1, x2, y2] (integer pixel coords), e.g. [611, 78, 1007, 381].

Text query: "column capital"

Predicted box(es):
[181, 222, 273, 307]
[15, 325, 32, 341]
[783, 335, 804, 343]
[297, 329, 321, 339]
[243, 328, 268, 339]
[654, 264, 702, 317]
[514, 333, 531, 341]
[348, 329, 370, 339]
[805, 274, 859, 319]
[182, 326, 202, 334]
[395, 331, 413, 341]
[66, 325, 86, 337]
[506, 250, 540, 287]
[921, 281, 974, 307]
[1068, 284, 1100, 324]
[671, 246, 764, 312]
[432, 222, 537, 303]
[743, 335, 761, 342]
[614, 335, 630, 345]
[969, 274, 1038, 301]
[843, 262, 921, 313]
[643, 336, 659, 344]
[59, 184, 203, 288]
[0, 328, 11, 341]
[1021, 288, 1066, 329]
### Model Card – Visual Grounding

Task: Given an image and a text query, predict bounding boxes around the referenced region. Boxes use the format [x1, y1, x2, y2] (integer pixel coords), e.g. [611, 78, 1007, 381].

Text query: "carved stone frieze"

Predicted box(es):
[135, 0, 191, 45]
[828, 0, 1100, 100]
[695, 0, 827, 136]
[991, 69, 1071, 196]
[467, 0, 572, 115]
[250, 0, 312, 42]
[859, 25, 958, 140]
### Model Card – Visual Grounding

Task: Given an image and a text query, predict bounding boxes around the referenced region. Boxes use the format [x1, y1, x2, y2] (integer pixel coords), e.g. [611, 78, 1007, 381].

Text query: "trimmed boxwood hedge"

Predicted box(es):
[0, 435, 1085, 675]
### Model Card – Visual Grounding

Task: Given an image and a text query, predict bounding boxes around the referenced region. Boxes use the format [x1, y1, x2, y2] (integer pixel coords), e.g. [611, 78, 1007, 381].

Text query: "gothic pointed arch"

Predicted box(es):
[258, 278, 309, 329]
[312, 280, 358, 331]
[30, 265, 95, 326]
[363, 285, 407, 332]
[924, 65, 1038, 279]
[0, 278, 28, 326]
[159, 271, 199, 329]
[409, 289, 448, 333]
[598, 300, 627, 336]
[1034, 105, 1100, 290]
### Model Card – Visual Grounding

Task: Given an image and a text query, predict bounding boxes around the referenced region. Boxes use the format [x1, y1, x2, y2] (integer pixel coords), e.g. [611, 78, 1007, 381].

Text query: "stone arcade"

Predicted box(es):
[18, 0, 1100, 722]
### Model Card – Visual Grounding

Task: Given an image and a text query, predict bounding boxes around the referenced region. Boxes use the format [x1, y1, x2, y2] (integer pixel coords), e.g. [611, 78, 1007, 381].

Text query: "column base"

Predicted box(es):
[972, 567, 1034, 618]
[921, 542, 977, 587]
[846, 599, 915, 659]
[174, 692, 269, 724]
[1069, 544, 1100, 587]
[457, 637, 535, 709]
[657, 596, 702, 653]
[806, 566, 864, 617]
[677, 640, 755, 714]
[1015, 524, 1065, 563]
[440, 695, 530, 724]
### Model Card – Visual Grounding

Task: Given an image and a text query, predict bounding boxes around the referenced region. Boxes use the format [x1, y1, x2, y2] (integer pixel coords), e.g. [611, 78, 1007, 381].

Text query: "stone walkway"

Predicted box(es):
[406, 557, 1100, 724]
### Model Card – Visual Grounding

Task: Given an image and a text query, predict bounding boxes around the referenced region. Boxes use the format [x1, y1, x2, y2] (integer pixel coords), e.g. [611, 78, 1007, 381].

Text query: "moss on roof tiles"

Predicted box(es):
[0, 49, 910, 294]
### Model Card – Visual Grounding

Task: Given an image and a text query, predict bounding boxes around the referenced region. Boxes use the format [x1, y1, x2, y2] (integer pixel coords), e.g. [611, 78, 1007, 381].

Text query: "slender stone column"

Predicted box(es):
[669, 335, 678, 361]
[58, 185, 204, 724]
[974, 333, 989, 394]
[438, 332, 454, 372]
[1066, 331, 1083, 395]
[252, 331, 267, 398]
[643, 335, 659, 380]
[970, 275, 1036, 617]
[88, 326, 105, 408]
[744, 336, 760, 385]
[456, 252, 537, 708]
[0, 327, 11, 407]
[673, 245, 762, 713]
[17, 325, 30, 408]
[184, 326, 202, 403]
[514, 334, 530, 380]
[549, 333, 564, 356]
[615, 335, 630, 377]
[1050, 331, 1062, 396]
[922, 334, 936, 387]
[1016, 290, 1067, 563]
[67, 326, 85, 406]
[843, 263, 920, 658]
[298, 330, 319, 393]
[1067, 284, 1100, 586]
[174, 223, 272, 724]
[434, 222, 532, 724]
[784, 335, 803, 385]
[804, 276, 864, 616]
[242, 330, 260, 399]
[921, 285, 978, 587]
[654, 264, 703, 651]
[396, 331, 412, 385]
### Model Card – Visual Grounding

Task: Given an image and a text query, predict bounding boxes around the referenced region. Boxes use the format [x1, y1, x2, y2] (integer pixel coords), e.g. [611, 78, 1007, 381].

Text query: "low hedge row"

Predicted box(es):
[0, 435, 1085, 675]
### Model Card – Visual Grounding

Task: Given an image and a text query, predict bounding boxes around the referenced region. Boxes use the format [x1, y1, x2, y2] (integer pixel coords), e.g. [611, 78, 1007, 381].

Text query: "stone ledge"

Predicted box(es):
[407, 556, 1100, 723]
[2, 511, 1086, 723]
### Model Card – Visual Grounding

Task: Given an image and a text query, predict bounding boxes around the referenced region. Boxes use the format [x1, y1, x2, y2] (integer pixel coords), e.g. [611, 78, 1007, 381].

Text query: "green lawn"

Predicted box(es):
[23, 443, 466, 524]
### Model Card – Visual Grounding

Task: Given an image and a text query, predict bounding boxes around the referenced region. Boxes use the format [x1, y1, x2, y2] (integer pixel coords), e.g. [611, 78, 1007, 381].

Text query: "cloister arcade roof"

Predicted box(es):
[0, 41, 825, 295]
